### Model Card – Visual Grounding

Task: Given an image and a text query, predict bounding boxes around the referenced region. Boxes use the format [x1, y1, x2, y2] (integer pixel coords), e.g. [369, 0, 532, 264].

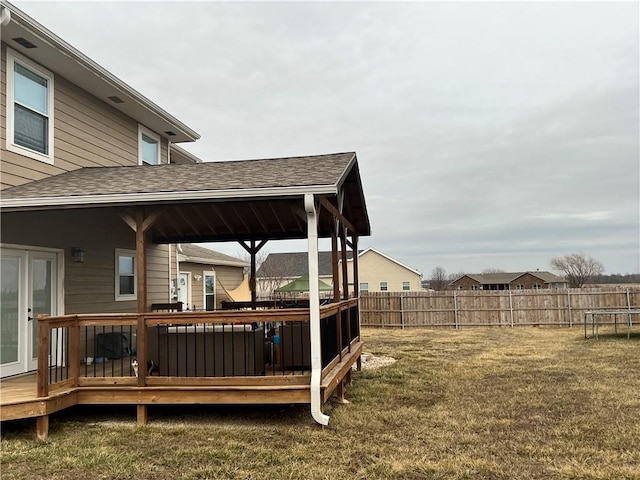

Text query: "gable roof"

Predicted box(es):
[1, 1, 199, 143]
[453, 271, 566, 285]
[347, 247, 422, 276]
[1, 152, 371, 244]
[178, 244, 248, 268]
[257, 251, 353, 278]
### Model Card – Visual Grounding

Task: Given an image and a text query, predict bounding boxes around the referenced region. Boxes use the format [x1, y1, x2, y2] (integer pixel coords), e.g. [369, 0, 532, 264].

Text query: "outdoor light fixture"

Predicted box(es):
[71, 247, 85, 263]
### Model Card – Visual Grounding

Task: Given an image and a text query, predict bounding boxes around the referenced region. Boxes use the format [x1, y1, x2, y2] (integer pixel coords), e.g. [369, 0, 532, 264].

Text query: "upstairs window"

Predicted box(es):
[7, 49, 54, 163]
[402, 281, 410, 291]
[138, 125, 160, 165]
[379, 281, 388, 291]
[359, 282, 369, 293]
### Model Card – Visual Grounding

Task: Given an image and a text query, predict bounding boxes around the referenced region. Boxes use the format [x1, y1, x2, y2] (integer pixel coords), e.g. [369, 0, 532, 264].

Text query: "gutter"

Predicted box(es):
[0, 184, 338, 211]
[2, 1, 199, 141]
[305, 193, 330, 426]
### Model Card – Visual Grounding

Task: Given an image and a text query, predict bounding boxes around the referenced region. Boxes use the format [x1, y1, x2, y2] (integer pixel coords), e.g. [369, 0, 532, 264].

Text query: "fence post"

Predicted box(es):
[627, 288, 632, 339]
[400, 293, 405, 329]
[567, 290, 572, 327]
[453, 291, 459, 329]
[509, 290, 514, 327]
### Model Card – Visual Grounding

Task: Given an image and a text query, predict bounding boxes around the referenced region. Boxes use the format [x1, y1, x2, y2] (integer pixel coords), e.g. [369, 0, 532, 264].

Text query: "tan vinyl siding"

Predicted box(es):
[179, 262, 245, 310]
[1, 208, 171, 313]
[1, 42, 169, 190]
[346, 250, 422, 292]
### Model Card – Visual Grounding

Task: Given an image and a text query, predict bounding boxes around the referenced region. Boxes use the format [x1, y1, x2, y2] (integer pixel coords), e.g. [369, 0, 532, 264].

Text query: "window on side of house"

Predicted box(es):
[115, 249, 136, 301]
[6, 48, 54, 164]
[379, 281, 388, 291]
[359, 282, 369, 293]
[204, 272, 216, 311]
[532, 284, 541, 290]
[516, 284, 524, 290]
[471, 285, 478, 291]
[138, 125, 161, 165]
[402, 281, 410, 291]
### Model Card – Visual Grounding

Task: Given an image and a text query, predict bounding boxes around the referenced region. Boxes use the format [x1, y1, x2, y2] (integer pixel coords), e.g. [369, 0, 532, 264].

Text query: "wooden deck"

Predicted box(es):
[1, 300, 362, 439]
[0, 342, 362, 422]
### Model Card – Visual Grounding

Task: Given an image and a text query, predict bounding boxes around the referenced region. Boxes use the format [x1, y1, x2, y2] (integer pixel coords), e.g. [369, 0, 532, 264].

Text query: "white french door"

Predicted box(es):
[1, 248, 59, 377]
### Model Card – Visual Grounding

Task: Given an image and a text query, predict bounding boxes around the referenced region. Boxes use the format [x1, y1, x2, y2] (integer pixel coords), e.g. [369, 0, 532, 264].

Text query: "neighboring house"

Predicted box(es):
[449, 271, 568, 291]
[175, 244, 249, 310]
[257, 247, 422, 296]
[256, 251, 345, 298]
[347, 248, 422, 293]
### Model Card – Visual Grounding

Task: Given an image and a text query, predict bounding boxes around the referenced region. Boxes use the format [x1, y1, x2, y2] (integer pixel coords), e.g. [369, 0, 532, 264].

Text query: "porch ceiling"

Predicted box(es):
[0, 152, 370, 243]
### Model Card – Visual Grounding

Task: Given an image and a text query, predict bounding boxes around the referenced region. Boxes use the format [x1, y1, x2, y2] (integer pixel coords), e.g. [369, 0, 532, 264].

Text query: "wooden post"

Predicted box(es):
[36, 415, 49, 441]
[37, 316, 50, 398]
[331, 222, 340, 303]
[239, 240, 267, 309]
[69, 318, 80, 387]
[250, 240, 257, 309]
[137, 405, 148, 426]
[567, 289, 572, 327]
[509, 290, 514, 327]
[340, 226, 349, 301]
[627, 288, 632, 340]
[137, 315, 147, 387]
[453, 290, 459, 329]
[352, 235, 359, 299]
[135, 212, 147, 314]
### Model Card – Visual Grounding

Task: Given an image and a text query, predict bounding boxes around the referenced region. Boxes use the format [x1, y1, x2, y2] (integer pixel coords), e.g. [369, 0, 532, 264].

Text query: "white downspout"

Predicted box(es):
[0, 6, 11, 27]
[305, 193, 330, 426]
[176, 243, 182, 303]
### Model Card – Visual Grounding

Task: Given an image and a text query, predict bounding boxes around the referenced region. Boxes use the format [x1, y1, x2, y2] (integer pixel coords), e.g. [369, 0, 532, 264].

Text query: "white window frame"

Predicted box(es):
[402, 281, 410, 291]
[359, 282, 369, 293]
[203, 271, 216, 311]
[379, 281, 388, 292]
[532, 283, 541, 290]
[6, 48, 55, 164]
[138, 125, 161, 165]
[115, 249, 136, 301]
[471, 285, 479, 291]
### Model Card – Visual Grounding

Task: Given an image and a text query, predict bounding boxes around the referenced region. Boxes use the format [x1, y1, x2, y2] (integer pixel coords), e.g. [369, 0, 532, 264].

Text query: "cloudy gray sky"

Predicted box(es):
[16, 0, 639, 275]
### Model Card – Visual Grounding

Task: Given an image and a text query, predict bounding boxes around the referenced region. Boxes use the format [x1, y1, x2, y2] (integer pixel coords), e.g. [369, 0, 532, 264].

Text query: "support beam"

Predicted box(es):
[136, 212, 147, 313]
[340, 226, 349, 301]
[331, 221, 340, 303]
[36, 415, 49, 441]
[318, 197, 356, 234]
[352, 234, 359, 299]
[137, 405, 148, 425]
[239, 240, 267, 309]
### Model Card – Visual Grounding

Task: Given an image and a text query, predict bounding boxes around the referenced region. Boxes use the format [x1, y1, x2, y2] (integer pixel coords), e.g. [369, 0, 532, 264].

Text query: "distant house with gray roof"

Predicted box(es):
[449, 271, 568, 290]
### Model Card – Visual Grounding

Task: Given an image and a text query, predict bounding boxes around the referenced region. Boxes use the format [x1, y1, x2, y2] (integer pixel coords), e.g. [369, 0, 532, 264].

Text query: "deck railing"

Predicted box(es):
[37, 299, 360, 398]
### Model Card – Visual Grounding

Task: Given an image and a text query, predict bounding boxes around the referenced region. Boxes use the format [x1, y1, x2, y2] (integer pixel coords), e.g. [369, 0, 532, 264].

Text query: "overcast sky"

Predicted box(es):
[15, 0, 639, 276]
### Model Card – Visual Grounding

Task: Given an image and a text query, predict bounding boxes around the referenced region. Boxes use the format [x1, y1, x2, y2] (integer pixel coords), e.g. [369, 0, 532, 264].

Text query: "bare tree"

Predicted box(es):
[550, 252, 605, 288]
[482, 268, 505, 274]
[429, 266, 449, 291]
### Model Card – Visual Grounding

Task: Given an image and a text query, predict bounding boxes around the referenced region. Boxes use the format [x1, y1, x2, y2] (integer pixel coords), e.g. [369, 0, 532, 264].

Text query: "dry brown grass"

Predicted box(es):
[2, 327, 639, 479]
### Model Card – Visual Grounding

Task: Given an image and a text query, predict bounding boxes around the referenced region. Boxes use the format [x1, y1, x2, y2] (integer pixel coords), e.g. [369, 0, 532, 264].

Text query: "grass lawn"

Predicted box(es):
[2, 327, 639, 479]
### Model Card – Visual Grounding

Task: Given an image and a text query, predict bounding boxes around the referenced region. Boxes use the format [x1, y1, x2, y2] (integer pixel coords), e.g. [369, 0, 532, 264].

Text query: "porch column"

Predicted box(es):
[305, 193, 330, 426]
[239, 240, 267, 309]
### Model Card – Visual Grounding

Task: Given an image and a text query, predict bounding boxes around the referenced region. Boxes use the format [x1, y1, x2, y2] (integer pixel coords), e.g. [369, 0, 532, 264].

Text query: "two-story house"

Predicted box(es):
[0, 2, 371, 436]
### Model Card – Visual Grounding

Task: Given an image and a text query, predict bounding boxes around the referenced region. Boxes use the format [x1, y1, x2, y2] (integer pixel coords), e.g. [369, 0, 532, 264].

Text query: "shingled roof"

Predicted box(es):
[454, 271, 566, 285]
[1, 152, 370, 244]
[1, 153, 357, 200]
[178, 244, 248, 268]
[257, 251, 355, 278]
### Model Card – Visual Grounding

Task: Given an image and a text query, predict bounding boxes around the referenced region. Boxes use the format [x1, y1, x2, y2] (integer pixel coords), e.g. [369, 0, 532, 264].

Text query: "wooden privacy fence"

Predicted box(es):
[359, 288, 640, 328]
